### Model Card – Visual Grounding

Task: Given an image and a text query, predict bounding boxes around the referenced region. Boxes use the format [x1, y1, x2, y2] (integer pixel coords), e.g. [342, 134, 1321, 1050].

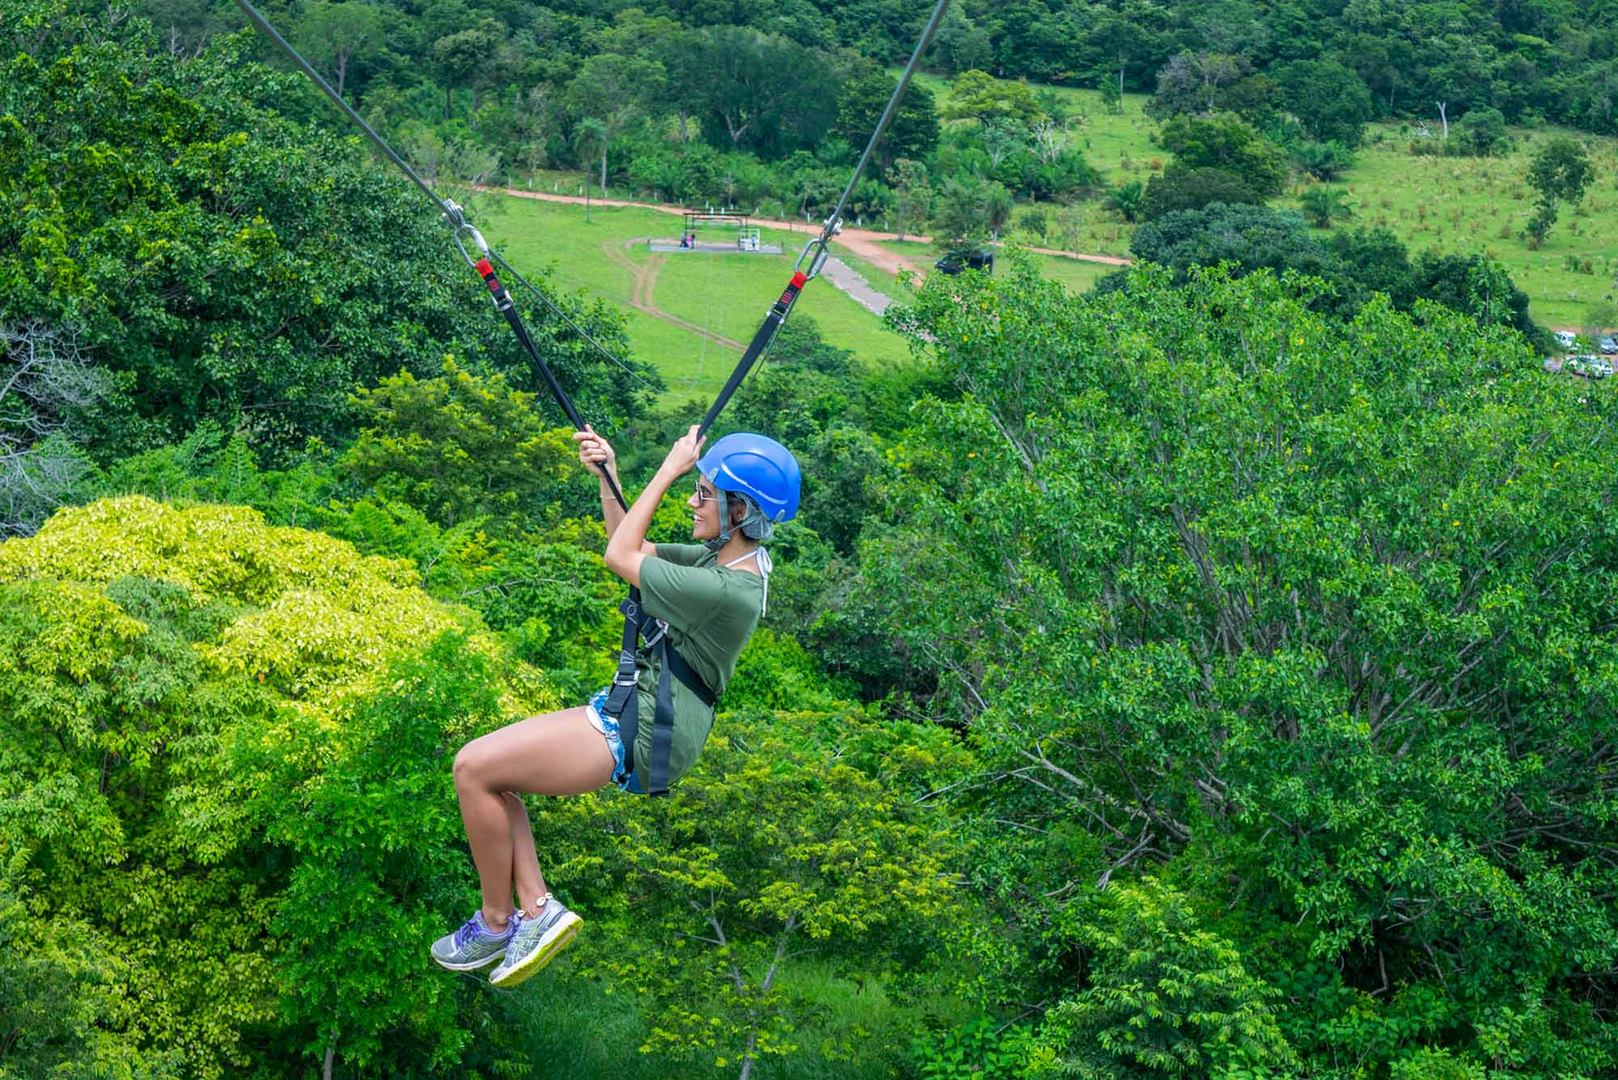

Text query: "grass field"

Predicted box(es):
[1326, 125, 1618, 332]
[477, 195, 913, 401]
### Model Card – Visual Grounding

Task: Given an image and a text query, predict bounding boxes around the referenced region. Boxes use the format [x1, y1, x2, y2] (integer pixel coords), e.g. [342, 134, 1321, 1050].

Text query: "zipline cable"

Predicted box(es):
[695, 0, 952, 436]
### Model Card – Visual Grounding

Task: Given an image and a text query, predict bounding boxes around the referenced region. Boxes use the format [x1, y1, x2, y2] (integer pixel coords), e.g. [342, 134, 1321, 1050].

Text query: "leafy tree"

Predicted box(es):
[0, 495, 556, 1076]
[1140, 164, 1264, 219]
[833, 68, 939, 169]
[342, 358, 581, 532]
[1159, 112, 1289, 197]
[931, 177, 1005, 252]
[1525, 136, 1594, 244]
[1411, 251, 1541, 345]
[292, 0, 383, 100]
[672, 26, 838, 159]
[1324, 225, 1417, 309]
[1147, 51, 1251, 119]
[879, 256, 1618, 1075]
[1299, 184, 1352, 228]
[565, 52, 667, 193]
[1272, 58, 1375, 146]
[939, 70, 1045, 126]
[1130, 203, 1333, 281]
[889, 158, 933, 242]
[431, 20, 502, 119]
[1033, 879, 1298, 1075]
[1455, 105, 1511, 156]
[1080, 2, 1173, 98]
[552, 702, 959, 1080]
[0, 4, 648, 460]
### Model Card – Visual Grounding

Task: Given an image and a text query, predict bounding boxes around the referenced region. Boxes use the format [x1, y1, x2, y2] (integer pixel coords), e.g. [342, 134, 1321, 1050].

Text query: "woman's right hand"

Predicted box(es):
[572, 424, 617, 475]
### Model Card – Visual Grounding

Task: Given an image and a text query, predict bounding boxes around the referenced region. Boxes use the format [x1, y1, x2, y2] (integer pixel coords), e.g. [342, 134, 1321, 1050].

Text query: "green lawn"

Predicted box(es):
[479, 195, 912, 401]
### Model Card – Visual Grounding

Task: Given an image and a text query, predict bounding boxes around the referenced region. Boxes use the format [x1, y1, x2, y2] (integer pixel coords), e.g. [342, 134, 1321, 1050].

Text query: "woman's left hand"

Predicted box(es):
[660, 425, 706, 478]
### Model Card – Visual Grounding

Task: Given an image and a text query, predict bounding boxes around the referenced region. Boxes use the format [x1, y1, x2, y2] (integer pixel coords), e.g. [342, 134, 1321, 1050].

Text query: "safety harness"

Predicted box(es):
[233, 0, 952, 794]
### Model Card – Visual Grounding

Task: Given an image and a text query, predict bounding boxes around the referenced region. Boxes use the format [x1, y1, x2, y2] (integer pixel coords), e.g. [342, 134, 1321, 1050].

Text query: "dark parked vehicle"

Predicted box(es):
[935, 249, 995, 275]
[1600, 336, 1618, 355]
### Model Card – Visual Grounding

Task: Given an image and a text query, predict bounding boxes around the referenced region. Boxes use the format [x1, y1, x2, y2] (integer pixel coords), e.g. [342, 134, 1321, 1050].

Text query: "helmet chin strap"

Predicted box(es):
[704, 489, 733, 552]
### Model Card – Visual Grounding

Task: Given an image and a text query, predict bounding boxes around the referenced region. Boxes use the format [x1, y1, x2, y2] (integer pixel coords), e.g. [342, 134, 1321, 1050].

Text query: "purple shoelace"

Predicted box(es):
[453, 913, 508, 949]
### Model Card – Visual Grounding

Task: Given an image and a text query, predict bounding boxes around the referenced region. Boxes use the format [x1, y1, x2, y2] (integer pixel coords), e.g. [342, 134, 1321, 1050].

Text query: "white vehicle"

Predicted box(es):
[1566, 355, 1611, 379]
[1554, 330, 1578, 350]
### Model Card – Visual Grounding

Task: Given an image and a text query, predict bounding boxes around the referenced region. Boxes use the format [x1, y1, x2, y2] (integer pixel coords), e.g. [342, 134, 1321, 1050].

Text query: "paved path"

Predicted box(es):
[820, 257, 895, 318]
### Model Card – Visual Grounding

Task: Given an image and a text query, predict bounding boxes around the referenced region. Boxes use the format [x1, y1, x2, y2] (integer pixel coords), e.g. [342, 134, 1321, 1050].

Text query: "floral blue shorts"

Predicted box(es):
[583, 686, 638, 793]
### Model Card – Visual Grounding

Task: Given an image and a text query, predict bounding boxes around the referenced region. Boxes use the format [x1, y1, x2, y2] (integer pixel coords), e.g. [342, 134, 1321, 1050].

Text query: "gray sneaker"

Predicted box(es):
[431, 910, 519, 971]
[488, 898, 582, 988]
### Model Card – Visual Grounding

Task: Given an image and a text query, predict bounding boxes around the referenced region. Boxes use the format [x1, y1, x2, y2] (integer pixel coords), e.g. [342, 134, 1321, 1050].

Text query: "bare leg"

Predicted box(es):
[503, 792, 548, 914]
[453, 706, 614, 930]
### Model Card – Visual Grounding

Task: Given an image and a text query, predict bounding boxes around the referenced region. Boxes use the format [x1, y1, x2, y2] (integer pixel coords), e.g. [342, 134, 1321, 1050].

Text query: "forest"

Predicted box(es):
[3, 0, 1618, 1077]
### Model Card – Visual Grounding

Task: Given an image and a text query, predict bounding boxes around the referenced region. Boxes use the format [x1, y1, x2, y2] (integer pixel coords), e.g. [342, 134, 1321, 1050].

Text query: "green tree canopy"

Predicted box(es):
[1159, 111, 1289, 197]
[939, 69, 1046, 126]
[1272, 58, 1375, 147]
[875, 257, 1618, 1075]
[832, 67, 940, 169]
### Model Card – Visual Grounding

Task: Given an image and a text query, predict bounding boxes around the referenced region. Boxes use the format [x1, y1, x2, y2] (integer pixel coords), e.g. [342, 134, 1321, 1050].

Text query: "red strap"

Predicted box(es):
[475, 258, 494, 277]
[790, 271, 808, 289]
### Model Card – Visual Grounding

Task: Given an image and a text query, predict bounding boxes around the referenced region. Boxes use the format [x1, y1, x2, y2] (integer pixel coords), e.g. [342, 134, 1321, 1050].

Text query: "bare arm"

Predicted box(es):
[604, 425, 704, 587]
[574, 424, 656, 555]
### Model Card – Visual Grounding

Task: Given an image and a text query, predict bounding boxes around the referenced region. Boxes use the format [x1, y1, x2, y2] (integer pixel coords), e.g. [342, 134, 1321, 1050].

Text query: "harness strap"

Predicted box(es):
[604, 595, 716, 797]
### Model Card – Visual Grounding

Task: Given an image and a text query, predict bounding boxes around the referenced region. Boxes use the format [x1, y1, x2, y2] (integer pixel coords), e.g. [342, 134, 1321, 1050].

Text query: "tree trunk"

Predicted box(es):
[1118, 63, 1125, 112]
[600, 145, 608, 198]
[335, 54, 347, 100]
[1437, 101, 1449, 139]
[444, 84, 451, 121]
[323, 1043, 335, 1080]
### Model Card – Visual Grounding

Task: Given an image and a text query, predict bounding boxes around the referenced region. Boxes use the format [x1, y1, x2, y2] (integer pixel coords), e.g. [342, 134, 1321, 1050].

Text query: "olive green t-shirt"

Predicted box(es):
[625, 543, 764, 787]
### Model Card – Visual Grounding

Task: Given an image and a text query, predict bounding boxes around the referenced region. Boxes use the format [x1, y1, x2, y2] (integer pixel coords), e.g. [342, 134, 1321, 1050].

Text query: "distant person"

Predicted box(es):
[679, 233, 690, 248]
[430, 425, 800, 988]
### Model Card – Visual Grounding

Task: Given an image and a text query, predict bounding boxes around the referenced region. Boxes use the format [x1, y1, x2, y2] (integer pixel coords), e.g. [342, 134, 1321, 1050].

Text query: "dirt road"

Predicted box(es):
[597, 237, 746, 351]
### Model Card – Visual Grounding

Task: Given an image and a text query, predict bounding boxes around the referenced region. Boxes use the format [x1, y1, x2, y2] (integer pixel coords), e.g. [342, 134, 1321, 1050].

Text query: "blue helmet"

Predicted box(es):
[698, 433, 800, 533]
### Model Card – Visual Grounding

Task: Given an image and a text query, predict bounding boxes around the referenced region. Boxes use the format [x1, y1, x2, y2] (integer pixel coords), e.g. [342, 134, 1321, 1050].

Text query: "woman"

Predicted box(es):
[431, 423, 800, 988]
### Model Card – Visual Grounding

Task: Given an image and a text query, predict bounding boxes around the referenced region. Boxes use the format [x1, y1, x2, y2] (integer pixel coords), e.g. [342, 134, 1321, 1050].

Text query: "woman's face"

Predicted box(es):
[688, 480, 721, 541]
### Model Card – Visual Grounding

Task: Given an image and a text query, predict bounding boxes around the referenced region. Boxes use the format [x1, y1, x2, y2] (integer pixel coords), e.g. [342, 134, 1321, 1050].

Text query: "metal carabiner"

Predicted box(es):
[793, 237, 831, 281]
[443, 200, 491, 269]
[792, 213, 843, 282]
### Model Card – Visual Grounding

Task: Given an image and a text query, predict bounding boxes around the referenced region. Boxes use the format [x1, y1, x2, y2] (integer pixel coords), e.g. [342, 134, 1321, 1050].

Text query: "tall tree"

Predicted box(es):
[1272, 59, 1375, 146]
[832, 68, 939, 170]
[292, 0, 382, 100]
[1525, 136, 1594, 244]
[565, 52, 667, 194]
